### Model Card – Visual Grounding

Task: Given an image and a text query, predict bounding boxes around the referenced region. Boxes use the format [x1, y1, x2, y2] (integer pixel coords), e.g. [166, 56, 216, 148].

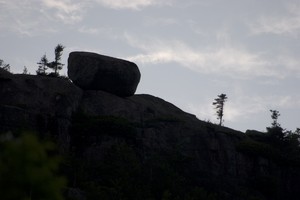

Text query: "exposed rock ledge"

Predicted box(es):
[1, 58, 299, 199]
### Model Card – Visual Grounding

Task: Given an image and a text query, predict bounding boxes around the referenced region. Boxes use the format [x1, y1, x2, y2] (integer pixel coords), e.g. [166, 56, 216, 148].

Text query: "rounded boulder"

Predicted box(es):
[68, 51, 141, 97]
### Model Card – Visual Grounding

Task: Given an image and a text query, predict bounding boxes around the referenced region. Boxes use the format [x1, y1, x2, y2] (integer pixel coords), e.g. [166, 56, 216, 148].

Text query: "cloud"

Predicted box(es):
[144, 17, 178, 26]
[41, 0, 85, 24]
[0, 1, 48, 36]
[124, 34, 298, 79]
[92, 0, 173, 10]
[0, 0, 86, 36]
[42, 0, 81, 14]
[250, 3, 300, 36]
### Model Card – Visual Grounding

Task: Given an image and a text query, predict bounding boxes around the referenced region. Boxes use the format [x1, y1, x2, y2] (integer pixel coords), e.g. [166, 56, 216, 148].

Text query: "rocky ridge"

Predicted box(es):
[0, 53, 299, 200]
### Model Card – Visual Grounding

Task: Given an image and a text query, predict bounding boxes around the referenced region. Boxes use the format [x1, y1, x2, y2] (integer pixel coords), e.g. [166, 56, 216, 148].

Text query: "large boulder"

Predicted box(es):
[68, 52, 141, 97]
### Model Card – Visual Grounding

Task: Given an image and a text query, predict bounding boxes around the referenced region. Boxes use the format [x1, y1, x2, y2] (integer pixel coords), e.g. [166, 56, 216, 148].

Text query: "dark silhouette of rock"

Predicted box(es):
[0, 70, 82, 152]
[1, 62, 300, 200]
[68, 51, 141, 97]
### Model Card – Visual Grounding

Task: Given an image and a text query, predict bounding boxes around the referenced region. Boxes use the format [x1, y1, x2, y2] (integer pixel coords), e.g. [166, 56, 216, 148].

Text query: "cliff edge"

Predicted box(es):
[0, 54, 299, 200]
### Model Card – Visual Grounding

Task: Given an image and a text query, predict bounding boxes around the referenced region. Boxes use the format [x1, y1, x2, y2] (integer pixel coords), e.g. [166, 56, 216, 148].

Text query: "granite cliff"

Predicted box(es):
[0, 53, 299, 200]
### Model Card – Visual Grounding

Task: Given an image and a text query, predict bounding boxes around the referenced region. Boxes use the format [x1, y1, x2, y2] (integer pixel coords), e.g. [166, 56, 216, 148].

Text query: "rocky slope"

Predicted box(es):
[0, 54, 299, 200]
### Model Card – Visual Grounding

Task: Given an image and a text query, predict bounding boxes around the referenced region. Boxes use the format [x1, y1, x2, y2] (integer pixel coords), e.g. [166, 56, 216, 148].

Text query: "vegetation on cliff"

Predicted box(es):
[0, 53, 299, 200]
[0, 132, 66, 200]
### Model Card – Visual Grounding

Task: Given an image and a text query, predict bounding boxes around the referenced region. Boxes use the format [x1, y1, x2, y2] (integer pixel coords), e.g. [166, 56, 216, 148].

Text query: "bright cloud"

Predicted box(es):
[0, 1, 46, 36]
[42, 0, 81, 14]
[0, 0, 86, 36]
[93, 0, 173, 10]
[125, 34, 299, 79]
[41, 0, 84, 24]
[250, 3, 300, 36]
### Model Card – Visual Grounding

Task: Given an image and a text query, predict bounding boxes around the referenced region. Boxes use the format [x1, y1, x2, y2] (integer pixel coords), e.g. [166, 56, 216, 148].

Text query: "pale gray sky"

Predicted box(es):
[1, 0, 300, 132]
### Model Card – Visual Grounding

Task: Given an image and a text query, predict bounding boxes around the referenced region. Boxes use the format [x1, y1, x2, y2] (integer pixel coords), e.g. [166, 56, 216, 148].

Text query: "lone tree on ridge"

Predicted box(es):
[213, 93, 228, 126]
[36, 54, 49, 75]
[267, 109, 285, 141]
[270, 109, 281, 128]
[47, 44, 65, 76]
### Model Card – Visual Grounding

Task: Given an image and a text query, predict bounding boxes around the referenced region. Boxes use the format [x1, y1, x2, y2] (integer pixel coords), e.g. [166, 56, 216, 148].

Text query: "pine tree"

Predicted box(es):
[270, 109, 280, 128]
[266, 110, 284, 141]
[0, 59, 11, 72]
[36, 54, 49, 75]
[23, 66, 28, 74]
[48, 44, 65, 76]
[212, 93, 228, 126]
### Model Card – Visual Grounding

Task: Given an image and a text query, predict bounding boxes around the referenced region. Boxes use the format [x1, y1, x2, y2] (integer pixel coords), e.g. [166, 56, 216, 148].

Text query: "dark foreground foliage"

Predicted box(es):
[0, 131, 66, 200]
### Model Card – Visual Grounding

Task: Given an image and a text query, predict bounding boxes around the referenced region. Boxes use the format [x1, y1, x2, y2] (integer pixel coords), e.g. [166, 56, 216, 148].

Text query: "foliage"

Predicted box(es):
[0, 59, 11, 72]
[23, 66, 29, 74]
[269, 110, 280, 128]
[266, 110, 285, 143]
[0, 132, 66, 200]
[265, 110, 300, 153]
[238, 126, 300, 199]
[36, 54, 49, 75]
[238, 110, 300, 199]
[241, 110, 300, 166]
[48, 44, 65, 76]
[36, 44, 65, 77]
[212, 94, 227, 126]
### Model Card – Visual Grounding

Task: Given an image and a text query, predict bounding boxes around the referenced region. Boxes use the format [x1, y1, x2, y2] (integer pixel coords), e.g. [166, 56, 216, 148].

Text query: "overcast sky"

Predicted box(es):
[1, 0, 300, 132]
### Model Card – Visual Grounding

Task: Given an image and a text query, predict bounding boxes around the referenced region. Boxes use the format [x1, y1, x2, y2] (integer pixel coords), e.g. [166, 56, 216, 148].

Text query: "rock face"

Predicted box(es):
[68, 51, 141, 97]
[0, 70, 82, 152]
[1, 66, 300, 200]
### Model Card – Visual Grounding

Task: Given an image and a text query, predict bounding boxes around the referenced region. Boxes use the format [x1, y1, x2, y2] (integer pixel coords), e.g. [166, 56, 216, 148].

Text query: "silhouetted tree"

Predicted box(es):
[213, 93, 227, 126]
[284, 129, 300, 153]
[266, 110, 285, 146]
[0, 59, 11, 72]
[270, 109, 280, 128]
[265, 110, 300, 158]
[23, 66, 28, 74]
[36, 54, 49, 75]
[48, 44, 65, 76]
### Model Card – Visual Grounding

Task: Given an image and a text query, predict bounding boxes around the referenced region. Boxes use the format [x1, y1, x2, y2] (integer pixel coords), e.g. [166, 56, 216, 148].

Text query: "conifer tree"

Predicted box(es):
[23, 66, 28, 74]
[212, 93, 228, 126]
[270, 109, 280, 128]
[48, 44, 65, 76]
[0, 59, 11, 72]
[36, 54, 49, 75]
[267, 109, 285, 141]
